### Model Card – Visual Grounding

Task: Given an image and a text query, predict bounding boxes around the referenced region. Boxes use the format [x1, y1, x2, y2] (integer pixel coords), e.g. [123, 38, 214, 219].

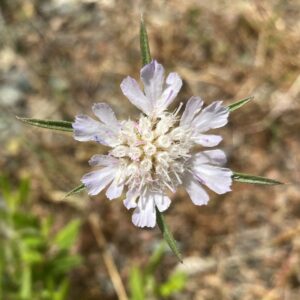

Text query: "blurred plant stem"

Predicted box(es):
[88, 213, 129, 300]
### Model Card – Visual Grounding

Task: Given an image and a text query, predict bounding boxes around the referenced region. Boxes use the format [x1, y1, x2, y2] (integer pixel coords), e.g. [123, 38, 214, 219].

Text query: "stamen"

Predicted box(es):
[156, 135, 171, 148]
[111, 145, 129, 158]
[116, 110, 194, 194]
[174, 102, 183, 116]
[173, 170, 182, 184]
[163, 180, 175, 193]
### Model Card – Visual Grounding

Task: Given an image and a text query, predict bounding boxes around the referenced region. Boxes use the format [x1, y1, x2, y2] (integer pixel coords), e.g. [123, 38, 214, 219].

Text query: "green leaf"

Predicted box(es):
[20, 264, 32, 300]
[22, 250, 43, 264]
[228, 96, 254, 112]
[156, 208, 182, 263]
[53, 219, 81, 250]
[232, 172, 283, 185]
[159, 272, 187, 298]
[51, 255, 82, 275]
[65, 183, 85, 198]
[140, 16, 151, 66]
[0, 175, 11, 204]
[0, 248, 3, 300]
[53, 279, 70, 300]
[17, 117, 73, 132]
[22, 236, 45, 248]
[145, 242, 166, 277]
[17, 177, 30, 205]
[129, 267, 145, 300]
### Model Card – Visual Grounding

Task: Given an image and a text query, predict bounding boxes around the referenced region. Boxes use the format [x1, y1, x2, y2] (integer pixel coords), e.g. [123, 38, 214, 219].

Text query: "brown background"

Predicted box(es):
[1, 0, 299, 299]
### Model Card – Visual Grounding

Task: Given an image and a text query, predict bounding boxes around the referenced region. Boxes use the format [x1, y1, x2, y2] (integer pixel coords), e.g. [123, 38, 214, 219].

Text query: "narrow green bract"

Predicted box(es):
[156, 207, 183, 263]
[140, 16, 152, 66]
[17, 117, 73, 132]
[232, 172, 283, 185]
[65, 184, 86, 198]
[228, 96, 254, 112]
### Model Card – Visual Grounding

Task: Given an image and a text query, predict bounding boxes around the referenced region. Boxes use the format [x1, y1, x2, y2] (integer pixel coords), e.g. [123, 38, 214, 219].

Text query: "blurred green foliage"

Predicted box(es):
[129, 243, 187, 300]
[0, 176, 82, 300]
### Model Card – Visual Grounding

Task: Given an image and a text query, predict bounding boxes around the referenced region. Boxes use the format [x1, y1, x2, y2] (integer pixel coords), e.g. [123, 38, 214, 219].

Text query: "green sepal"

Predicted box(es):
[17, 117, 73, 132]
[232, 172, 283, 185]
[228, 96, 254, 112]
[65, 183, 85, 198]
[140, 16, 152, 66]
[156, 207, 183, 263]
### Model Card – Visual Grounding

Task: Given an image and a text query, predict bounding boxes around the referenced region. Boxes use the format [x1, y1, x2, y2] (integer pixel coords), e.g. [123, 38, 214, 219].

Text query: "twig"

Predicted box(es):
[88, 214, 128, 300]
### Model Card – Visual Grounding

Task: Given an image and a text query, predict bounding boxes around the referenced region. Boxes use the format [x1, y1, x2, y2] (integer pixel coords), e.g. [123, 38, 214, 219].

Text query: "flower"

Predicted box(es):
[73, 60, 232, 228]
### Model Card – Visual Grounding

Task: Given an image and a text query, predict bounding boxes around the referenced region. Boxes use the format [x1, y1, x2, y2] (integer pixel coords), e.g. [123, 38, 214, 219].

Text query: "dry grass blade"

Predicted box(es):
[88, 214, 128, 300]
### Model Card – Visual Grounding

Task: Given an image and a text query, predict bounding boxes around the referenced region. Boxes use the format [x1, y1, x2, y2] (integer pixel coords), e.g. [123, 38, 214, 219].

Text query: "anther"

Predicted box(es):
[111, 145, 128, 157]
[129, 147, 142, 160]
[156, 135, 171, 148]
[144, 143, 157, 156]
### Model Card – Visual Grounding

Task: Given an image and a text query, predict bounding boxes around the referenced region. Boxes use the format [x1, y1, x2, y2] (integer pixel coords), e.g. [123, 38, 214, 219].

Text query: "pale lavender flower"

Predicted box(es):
[73, 60, 232, 228]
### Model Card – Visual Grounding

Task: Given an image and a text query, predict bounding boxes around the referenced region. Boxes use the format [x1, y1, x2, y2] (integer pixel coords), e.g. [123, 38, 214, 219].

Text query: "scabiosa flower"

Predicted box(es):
[73, 60, 232, 228]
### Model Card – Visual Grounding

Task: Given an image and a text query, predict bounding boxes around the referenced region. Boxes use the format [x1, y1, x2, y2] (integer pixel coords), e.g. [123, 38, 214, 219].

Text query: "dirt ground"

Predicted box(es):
[1, 0, 300, 299]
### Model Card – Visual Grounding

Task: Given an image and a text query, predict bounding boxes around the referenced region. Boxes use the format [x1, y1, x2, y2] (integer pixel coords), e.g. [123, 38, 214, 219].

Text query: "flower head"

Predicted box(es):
[73, 60, 232, 228]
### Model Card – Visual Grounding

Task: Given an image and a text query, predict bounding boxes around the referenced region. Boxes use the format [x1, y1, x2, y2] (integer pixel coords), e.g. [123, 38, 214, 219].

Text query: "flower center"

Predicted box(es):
[111, 113, 192, 192]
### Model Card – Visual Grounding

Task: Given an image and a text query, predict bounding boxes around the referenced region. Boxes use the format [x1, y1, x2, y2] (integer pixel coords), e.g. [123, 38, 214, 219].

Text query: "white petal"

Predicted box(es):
[123, 189, 138, 209]
[194, 150, 227, 166]
[120, 76, 153, 115]
[192, 101, 229, 132]
[153, 192, 171, 212]
[184, 174, 209, 205]
[192, 134, 222, 147]
[81, 167, 115, 196]
[140, 60, 164, 104]
[72, 114, 102, 142]
[156, 72, 182, 114]
[95, 126, 120, 147]
[72, 115, 119, 147]
[92, 103, 120, 131]
[132, 194, 156, 228]
[89, 155, 119, 167]
[180, 96, 203, 126]
[106, 179, 124, 200]
[192, 164, 232, 194]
